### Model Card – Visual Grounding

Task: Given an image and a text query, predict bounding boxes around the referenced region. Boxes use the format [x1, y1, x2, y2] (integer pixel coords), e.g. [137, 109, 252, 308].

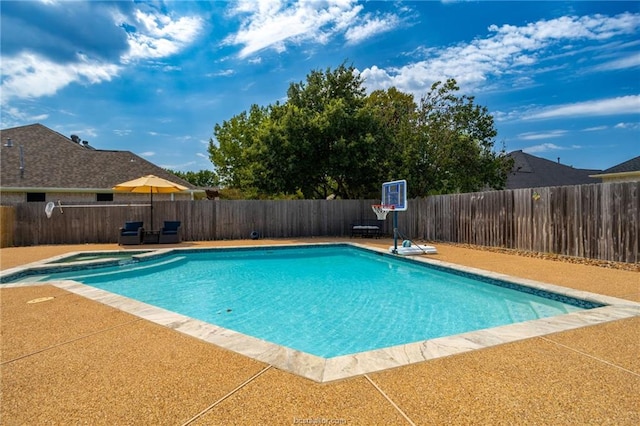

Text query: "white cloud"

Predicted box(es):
[227, 1, 359, 57]
[224, 0, 405, 58]
[523, 143, 575, 153]
[32, 113, 49, 121]
[1, 106, 49, 126]
[594, 52, 640, 71]
[67, 127, 98, 138]
[359, 12, 640, 97]
[1, 6, 203, 103]
[524, 95, 640, 120]
[140, 151, 155, 157]
[0, 53, 120, 101]
[490, 13, 639, 41]
[136, 10, 202, 43]
[518, 130, 568, 141]
[614, 121, 640, 129]
[582, 126, 608, 132]
[356, 65, 394, 90]
[206, 69, 235, 77]
[113, 129, 132, 137]
[344, 13, 399, 45]
[121, 11, 204, 62]
[160, 160, 197, 170]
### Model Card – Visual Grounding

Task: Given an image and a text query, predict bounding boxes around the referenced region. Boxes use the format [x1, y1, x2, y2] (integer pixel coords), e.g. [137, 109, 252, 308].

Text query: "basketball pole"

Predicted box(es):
[393, 210, 399, 254]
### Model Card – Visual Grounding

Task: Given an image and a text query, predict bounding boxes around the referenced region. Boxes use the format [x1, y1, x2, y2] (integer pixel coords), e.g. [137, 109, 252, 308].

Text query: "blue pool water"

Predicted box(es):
[8, 245, 601, 357]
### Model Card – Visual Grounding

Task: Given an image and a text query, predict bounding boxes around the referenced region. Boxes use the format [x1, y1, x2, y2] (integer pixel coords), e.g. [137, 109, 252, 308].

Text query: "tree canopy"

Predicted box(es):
[208, 64, 512, 199]
[166, 169, 218, 188]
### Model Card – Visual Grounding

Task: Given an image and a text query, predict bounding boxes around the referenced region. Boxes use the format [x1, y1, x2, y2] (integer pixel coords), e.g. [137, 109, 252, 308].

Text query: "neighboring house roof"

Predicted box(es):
[589, 155, 640, 180]
[601, 155, 640, 174]
[505, 150, 601, 190]
[0, 123, 196, 192]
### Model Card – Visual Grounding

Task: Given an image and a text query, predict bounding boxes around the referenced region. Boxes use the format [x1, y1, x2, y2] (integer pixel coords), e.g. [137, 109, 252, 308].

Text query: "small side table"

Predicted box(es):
[143, 230, 160, 244]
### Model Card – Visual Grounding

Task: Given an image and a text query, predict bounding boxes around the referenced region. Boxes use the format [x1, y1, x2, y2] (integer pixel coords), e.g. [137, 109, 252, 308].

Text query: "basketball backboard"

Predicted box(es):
[381, 179, 407, 211]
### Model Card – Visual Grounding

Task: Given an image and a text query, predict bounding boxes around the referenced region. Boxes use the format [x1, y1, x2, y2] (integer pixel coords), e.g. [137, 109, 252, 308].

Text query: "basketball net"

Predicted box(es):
[371, 204, 394, 220]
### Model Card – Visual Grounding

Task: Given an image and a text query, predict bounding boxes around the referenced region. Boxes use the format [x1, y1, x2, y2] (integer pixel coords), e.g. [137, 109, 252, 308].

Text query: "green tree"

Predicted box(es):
[266, 63, 387, 198]
[210, 63, 389, 199]
[408, 79, 511, 196]
[166, 169, 219, 188]
[208, 104, 270, 197]
[208, 69, 511, 199]
[365, 87, 418, 183]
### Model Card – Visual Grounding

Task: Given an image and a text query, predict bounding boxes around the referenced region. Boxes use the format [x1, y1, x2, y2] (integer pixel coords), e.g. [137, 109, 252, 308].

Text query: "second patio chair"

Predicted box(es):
[159, 221, 182, 244]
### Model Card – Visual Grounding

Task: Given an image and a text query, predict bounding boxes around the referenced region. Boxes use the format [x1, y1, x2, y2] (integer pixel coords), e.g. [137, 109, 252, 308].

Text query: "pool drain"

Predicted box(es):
[27, 297, 55, 304]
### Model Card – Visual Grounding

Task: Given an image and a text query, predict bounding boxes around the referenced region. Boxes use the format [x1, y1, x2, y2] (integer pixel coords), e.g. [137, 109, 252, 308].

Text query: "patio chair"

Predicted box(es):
[159, 221, 182, 244]
[118, 221, 144, 245]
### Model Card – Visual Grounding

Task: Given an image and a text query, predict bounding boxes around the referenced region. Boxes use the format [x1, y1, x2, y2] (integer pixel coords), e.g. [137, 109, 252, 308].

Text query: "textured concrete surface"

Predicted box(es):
[370, 321, 640, 425]
[1, 239, 639, 425]
[1, 285, 136, 363]
[193, 368, 409, 425]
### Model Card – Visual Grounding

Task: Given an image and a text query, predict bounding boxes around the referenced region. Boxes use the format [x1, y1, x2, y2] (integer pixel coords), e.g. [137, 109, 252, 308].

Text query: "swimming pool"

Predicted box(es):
[2, 243, 634, 381]
[2, 244, 603, 356]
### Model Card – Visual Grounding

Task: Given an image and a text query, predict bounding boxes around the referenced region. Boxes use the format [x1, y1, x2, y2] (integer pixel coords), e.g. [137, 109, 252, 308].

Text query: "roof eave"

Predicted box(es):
[0, 186, 205, 194]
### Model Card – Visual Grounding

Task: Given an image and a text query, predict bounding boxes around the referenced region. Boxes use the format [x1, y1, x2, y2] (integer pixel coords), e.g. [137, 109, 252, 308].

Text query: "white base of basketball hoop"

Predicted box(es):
[371, 204, 394, 220]
[389, 245, 437, 255]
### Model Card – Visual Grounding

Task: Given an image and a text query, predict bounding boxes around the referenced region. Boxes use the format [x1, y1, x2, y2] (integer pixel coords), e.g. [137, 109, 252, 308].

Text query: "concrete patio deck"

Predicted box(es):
[1, 239, 639, 425]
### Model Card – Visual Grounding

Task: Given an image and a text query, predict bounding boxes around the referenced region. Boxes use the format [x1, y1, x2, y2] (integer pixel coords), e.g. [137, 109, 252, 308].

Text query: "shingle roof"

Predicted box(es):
[0, 123, 195, 190]
[600, 155, 640, 174]
[506, 150, 601, 189]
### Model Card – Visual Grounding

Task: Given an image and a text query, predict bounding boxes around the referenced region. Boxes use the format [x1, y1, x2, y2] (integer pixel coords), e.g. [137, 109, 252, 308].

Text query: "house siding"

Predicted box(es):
[0, 190, 192, 205]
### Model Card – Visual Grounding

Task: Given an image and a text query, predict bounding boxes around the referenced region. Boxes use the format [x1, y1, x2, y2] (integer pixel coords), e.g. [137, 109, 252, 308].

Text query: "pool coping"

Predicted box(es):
[2, 242, 639, 382]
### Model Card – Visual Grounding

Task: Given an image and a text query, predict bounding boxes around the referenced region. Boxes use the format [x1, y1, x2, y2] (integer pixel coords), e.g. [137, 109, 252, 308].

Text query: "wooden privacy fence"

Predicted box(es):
[418, 182, 639, 263]
[3, 182, 638, 263]
[9, 199, 385, 246]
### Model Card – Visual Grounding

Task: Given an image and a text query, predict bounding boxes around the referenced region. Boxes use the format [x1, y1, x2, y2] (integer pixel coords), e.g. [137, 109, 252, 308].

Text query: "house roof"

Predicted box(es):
[506, 150, 601, 190]
[0, 123, 196, 191]
[588, 155, 640, 180]
[600, 155, 640, 174]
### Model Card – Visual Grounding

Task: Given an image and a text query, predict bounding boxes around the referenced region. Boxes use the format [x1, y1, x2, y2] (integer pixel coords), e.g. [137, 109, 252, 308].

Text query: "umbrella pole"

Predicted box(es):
[150, 189, 153, 231]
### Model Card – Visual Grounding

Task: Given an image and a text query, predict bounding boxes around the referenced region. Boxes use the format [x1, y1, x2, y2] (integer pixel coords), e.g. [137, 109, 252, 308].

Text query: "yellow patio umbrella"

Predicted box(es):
[113, 174, 188, 230]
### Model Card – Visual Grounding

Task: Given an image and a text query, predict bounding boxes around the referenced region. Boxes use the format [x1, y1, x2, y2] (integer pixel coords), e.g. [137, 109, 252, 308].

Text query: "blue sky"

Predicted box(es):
[1, 1, 639, 174]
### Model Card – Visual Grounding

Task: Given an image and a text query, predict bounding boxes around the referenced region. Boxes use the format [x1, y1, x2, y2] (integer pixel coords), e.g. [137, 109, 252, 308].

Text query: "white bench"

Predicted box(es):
[350, 220, 383, 238]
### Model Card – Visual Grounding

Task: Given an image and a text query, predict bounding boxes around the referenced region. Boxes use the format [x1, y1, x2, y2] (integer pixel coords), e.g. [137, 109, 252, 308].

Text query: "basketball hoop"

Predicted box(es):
[371, 204, 394, 220]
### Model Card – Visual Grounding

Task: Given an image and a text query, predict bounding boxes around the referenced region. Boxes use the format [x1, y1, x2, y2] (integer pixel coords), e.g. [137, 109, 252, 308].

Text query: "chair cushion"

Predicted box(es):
[162, 230, 177, 235]
[123, 221, 143, 231]
[163, 221, 181, 231]
[121, 231, 139, 236]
